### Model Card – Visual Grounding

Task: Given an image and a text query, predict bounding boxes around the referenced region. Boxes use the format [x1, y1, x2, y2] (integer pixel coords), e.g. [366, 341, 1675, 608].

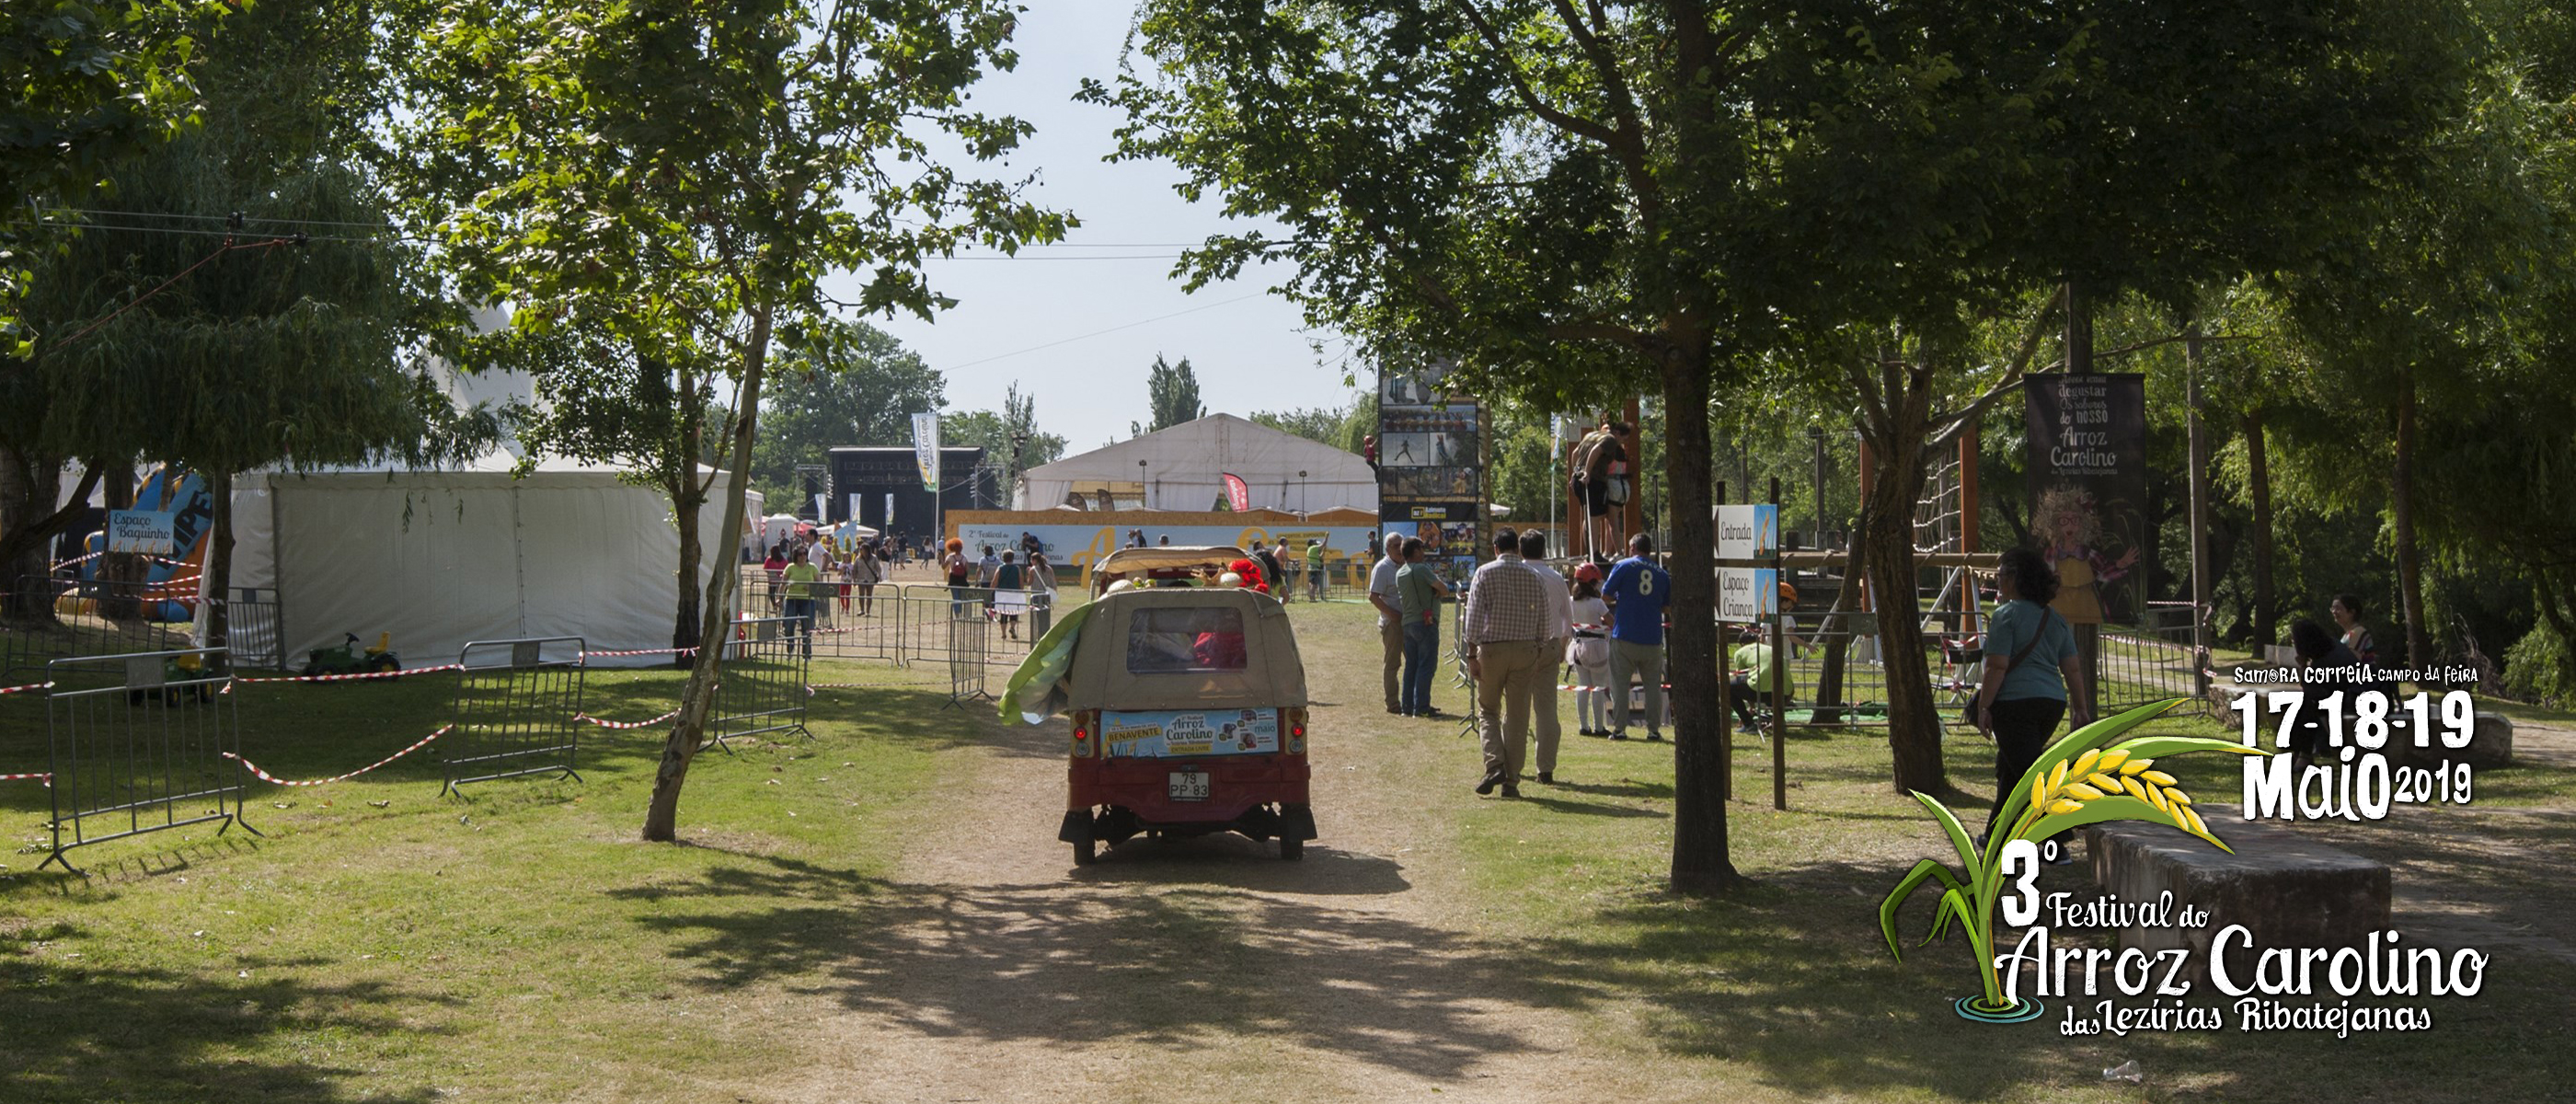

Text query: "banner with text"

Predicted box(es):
[911, 412, 942, 491]
[2024, 374, 2147, 626]
[1716, 504, 1780, 560]
[1718, 568, 1779, 623]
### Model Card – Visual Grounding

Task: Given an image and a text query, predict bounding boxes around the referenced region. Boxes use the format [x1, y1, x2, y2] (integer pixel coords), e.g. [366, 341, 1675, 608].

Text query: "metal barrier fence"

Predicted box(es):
[708, 617, 811, 751]
[41, 648, 257, 873]
[1, 578, 284, 676]
[443, 638, 586, 794]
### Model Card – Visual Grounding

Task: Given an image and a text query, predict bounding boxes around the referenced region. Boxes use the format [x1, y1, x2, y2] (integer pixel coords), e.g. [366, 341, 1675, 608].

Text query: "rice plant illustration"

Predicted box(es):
[1880, 699, 2270, 1023]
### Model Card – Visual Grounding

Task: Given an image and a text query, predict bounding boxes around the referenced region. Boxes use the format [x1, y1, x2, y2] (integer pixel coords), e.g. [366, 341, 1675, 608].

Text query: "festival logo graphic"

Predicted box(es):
[1880, 701, 2266, 1023]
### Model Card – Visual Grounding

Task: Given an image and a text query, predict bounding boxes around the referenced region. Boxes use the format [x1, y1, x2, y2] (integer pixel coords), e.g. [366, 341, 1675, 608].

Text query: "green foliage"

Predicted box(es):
[1133, 353, 1205, 436]
[10, 0, 482, 479]
[1, 0, 230, 351]
[751, 320, 949, 504]
[946, 381, 1065, 507]
[2502, 623, 2574, 706]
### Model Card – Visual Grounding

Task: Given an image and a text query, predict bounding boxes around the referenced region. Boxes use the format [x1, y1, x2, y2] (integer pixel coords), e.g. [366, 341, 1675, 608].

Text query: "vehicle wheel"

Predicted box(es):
[1073, 837, 1098, 865]
[1280, 835, 1303, 861]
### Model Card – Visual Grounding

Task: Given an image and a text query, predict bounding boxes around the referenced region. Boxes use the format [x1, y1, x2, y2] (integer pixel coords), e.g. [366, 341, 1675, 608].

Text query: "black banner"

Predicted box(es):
[2024, 374, 2147, 625]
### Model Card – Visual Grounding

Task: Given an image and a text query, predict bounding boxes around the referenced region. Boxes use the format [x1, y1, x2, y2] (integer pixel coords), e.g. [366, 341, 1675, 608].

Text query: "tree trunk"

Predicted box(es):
[666, 358, 708, 667]
[1662, 351, 1738, 896]
[2242, 409, 2276, 650]
[1859, 363, 1946, 795]
[0, 452, 92, 624]
[643, 306, 773, 843]
[2390, 372, 2431, 672]
[206, 468, 234, 653]
[99, 462, 141, 622]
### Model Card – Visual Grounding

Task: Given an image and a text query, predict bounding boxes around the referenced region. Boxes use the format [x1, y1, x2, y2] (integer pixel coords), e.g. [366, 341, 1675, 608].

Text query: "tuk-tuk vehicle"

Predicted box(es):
[1002, 562, 1317, 864]
[1087, 544, 1246, 595]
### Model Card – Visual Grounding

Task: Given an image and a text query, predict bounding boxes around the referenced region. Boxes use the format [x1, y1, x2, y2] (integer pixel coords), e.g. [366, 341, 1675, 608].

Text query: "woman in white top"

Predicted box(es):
[1566, 564, 1614, 736]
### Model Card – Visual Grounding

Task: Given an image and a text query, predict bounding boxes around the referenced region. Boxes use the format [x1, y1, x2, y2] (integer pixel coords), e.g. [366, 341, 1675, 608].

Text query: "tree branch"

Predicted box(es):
[1924, 287, 2066, 453]
[1448, 0, 1622, 147]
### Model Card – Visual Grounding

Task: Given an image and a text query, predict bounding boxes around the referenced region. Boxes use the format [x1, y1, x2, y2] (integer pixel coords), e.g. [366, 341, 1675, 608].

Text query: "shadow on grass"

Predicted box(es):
[1515, 793, 1668, 819]
[0, 922, 451, 1103]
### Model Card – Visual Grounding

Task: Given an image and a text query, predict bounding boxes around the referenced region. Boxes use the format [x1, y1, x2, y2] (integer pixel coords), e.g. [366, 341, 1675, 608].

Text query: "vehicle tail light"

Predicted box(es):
[1071, 709, 1098, 757]
[1282, 707, 1306, 754]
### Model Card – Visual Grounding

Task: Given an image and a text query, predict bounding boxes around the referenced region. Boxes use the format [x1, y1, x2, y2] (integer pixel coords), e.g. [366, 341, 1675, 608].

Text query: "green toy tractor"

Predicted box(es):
[302, 632, 400, 678]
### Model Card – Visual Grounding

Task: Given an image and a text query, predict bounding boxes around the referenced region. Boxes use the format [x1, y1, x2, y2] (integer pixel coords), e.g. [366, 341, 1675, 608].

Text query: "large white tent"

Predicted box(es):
[225, 452, 756, 669]
[1015, 413, 1375, 513]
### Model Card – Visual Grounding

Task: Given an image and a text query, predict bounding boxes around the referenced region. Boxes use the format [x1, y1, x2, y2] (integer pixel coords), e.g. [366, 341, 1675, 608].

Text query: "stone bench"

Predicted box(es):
[2085, 806, 2389, 982]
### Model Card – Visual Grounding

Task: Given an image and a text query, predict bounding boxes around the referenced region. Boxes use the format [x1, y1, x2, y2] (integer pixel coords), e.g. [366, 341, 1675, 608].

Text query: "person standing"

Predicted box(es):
[992, 551, 1026, 640]
[1464, 528, 1549, 797]
[1973, 546, 2091, 856]
[942, 537, 972, 618]
[1396, 536, 1451, 719]
[1567, 563, 1613, 736]
[1369, 531, 1408, 714]
[780, 547, 822, 657]
[1305, 538, 1327, 601]
[1029, 552, 1058, 638]
[850, 540, 880, 616]
[1517, 529, 1573, 783]
[1602, 533, 1669, 741]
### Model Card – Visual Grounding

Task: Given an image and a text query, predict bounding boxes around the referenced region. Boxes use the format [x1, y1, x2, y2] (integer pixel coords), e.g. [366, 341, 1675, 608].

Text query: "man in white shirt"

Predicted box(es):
[1517, 529, 1573, 784]
[1368, 531, 1406, 714]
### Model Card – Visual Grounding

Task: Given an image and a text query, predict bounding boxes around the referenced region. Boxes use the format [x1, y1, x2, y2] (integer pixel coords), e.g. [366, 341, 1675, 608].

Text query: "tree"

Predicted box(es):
[1249, 402, 1351, 446]
[0, 0, 231, 593]
[5, 1, 483, 627]
[1, 0, 226, 353]
[398, 0, 1066, 843]
[1087, 0, 2476, 862]
[1133, 352, 1204, 436]
[947, 381, 1065, 506]
[748, 319, 947, 506]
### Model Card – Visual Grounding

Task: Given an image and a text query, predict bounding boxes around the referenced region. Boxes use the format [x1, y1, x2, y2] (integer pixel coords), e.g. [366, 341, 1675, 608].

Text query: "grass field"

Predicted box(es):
[1, 600, 2570, 1101]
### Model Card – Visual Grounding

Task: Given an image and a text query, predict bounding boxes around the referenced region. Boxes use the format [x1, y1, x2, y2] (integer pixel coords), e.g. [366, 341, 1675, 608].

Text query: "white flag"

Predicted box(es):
[911, 412, 941, 491]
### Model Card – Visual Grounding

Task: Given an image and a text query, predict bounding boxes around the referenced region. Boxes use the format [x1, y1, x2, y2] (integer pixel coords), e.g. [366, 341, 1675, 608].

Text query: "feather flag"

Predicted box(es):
[1222, 472, 1250, 512]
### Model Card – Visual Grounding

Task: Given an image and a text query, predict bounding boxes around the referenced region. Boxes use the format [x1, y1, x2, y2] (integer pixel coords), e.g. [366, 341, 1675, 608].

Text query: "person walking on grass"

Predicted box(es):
[1567, 563, 1613, 735]
[1517, 529, 1573, 784]
[1465, 528, 1550, 797]
[1973, 546, 2091, 860]
[1602, 533, 1669, 741]
[992, 550, 1026, 640]
[780, 547, 822, 657]
[1396, 536, 1451, 719]
[1369, 531, 1408, 714]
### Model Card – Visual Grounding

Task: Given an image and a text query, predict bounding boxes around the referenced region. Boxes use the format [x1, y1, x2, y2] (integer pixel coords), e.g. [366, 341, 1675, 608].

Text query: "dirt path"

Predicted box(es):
[763, 606, 1693, 1104]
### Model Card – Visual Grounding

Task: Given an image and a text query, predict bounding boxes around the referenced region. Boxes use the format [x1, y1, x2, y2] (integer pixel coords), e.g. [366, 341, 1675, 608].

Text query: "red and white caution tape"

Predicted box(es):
[581, 647, 699, 659]
[235, 663, 465, 684]
[0, 681, 52, 696]
[575, 708, 681, 730]
[1, 771, 52, 786]
[222, 725, 451, 787]
[49, 551, 102, 569]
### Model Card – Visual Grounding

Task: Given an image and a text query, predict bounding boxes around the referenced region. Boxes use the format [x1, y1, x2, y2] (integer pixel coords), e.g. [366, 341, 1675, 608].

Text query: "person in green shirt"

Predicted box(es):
[1304, 539, 1327, 601]
[1395, 536, 1452, 718]
[1728, 625, 1793, 734]
[780, 548, 822, 657]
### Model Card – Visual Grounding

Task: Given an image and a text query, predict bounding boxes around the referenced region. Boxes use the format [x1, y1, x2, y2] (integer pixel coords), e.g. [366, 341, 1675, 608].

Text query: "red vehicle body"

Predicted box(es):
[1039, 580, 1317, 863]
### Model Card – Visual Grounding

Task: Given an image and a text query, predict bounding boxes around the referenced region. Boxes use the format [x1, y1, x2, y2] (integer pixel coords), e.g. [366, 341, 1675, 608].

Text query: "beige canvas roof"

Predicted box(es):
[1064, 586, 1308, 712]
[1090, 545, 1251, 592]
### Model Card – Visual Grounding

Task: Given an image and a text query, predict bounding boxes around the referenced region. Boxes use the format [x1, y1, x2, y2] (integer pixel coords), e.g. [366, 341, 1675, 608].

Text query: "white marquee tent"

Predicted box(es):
[1015, 413, 1376, 513]
[225, 452, 757, 669]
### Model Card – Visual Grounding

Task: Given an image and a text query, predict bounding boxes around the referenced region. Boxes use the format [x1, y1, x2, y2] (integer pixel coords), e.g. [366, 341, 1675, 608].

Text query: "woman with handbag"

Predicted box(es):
[1974, 546, 2093, 856]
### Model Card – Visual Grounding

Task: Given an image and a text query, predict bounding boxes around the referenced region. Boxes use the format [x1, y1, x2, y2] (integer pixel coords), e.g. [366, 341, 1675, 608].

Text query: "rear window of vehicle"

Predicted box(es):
[1126, 606, 1249, 673]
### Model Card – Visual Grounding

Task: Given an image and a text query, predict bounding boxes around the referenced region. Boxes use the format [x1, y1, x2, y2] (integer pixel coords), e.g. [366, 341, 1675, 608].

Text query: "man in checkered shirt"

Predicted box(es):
[1464, 527, 1551, 798]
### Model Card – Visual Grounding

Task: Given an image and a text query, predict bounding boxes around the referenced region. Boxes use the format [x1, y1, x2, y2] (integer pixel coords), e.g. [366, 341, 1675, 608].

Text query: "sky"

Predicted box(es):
[832, 5, 1363, 452]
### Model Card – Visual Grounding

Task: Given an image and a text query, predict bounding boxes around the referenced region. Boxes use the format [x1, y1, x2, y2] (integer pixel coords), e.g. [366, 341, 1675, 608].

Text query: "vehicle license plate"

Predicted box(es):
[1167, 768, 1211, 801]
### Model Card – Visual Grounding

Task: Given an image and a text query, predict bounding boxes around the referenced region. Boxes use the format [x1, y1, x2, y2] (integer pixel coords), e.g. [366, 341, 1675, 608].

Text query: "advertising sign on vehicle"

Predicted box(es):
[1103, 708, 1280, 758]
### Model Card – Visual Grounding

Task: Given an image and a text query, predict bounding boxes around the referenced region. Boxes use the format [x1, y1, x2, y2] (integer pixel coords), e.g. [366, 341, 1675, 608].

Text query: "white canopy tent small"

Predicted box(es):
[225, 452, 760, 668]
[1015, 413, 1376, 513]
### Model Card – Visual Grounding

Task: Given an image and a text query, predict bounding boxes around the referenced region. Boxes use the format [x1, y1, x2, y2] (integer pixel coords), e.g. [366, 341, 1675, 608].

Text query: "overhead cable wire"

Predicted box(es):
[944, 291, 1274, 370]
